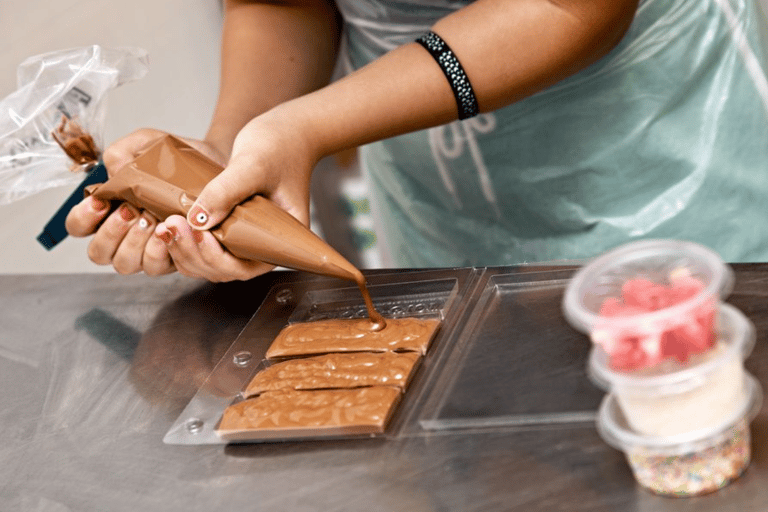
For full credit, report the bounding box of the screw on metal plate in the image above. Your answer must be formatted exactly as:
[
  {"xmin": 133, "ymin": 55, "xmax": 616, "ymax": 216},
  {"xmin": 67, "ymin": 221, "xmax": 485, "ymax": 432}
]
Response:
[
  {"xmin": 275, "ymin": 288, "xmax": 293, "ymax": 304},
  {"xmin": 233, "ymin": 351, "xmax": 253, "ymax": 367},
  {"xmin": 186, "ymin": 418, "xmax": 204, "ymax": 435}
]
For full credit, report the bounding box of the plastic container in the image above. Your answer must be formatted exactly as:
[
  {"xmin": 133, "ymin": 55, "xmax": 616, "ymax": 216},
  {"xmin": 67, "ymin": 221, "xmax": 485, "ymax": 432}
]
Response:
[
  {"xmin": 562, "ymin": 239, "xmax": 734, "ymax": 342},
  {"xmin": 597, "ymin": 372, "xmax": 762, "ymax": 497},
  {"xmin": 589, "ymin": 302, "xmax": 756, "ymax": 436}
]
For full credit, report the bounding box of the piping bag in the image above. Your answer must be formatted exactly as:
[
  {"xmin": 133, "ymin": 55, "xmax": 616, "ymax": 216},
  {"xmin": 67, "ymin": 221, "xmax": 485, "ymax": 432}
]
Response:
[{"xmin": 52, "ymin": 124, "xmax": 385, "ymax": 327}]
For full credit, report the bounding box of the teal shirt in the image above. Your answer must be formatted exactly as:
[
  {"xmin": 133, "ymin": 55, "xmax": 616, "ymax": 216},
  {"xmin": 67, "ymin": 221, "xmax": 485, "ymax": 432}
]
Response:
[{"xmin": 336, "ymin": 0, "xmax": 768, "ymax": 266}]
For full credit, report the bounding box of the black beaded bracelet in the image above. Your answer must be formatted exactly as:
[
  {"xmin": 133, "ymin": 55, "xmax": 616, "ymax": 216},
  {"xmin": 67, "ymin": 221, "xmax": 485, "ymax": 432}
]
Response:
[{"xmin": 416, "ymin": 31, "xmax": 479, "ymax": 120}]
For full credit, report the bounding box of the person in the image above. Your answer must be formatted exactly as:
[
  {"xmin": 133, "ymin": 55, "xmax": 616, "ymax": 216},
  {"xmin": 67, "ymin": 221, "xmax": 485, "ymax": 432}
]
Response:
[{"xmin": 65, "ymin": 0, "xmax": 768, "ymax": 282}]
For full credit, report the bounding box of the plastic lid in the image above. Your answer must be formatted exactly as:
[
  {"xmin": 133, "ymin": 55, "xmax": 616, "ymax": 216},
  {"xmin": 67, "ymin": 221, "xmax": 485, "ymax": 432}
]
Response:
[
  {"xmin": 596, "ymin": 372, "xmax": 762, "ymax": 455},
  {"xmin": 562, "ymin": 239, "xmax": 733, "ymax": 334},
  {"xmin": 587, "ymin": 302, "xmax": 755, "ymax": 393}
]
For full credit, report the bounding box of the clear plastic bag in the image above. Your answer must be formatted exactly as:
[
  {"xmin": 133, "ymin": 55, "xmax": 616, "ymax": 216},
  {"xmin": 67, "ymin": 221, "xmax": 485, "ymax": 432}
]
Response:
[{"xmin": 0, "ymin": 45, "xmax": 149, "ymax": 205}]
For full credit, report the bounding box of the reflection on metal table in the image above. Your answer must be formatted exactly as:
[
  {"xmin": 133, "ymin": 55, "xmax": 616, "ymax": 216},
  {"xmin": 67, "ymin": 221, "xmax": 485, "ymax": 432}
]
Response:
[{"xmin": 1, "ymin": 264, "xmax": 766, "ymax": 511}]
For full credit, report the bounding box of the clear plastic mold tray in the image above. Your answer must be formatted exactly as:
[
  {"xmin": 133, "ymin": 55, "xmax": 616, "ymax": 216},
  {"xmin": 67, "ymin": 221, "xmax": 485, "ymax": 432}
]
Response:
[
  {"xmin": 416, "ymin": 267, "xmax": 604, "ymax": 431},
  {"xmin": 164, "ymin": 268, "xmax": 479, "ymax": 445}
]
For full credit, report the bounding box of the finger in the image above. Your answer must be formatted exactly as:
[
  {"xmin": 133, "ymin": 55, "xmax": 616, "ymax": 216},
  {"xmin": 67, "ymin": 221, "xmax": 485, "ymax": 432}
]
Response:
[
  {"xmin": 185, "ymin": 159, "xmax": 260, "ymax": 231},
  {"xmin": 142, "ymin": 226, "xmax": 176, "ymax": 276},
  {"xmin": 163, "ymin": 216, "xmax": 273, "ymax": 282},
  {"xmin": 191, "ymin": 228, "xmax": 275, "ymax": 281},
  {"xmin": 86, "ymin": 204, "xmax": 141, "ymax": 265},
  {"xmin": 111, "ymin": 213, "xmax": 158, "ymax": 274},
  {"xmin": 156, "ymin": 221, "xmax": 204, "ymax": 279},
  {"xmin": 159, "ymin": 219, "xmax": 216, "ymax": 280},
  {"xmin": 65, "ymin": 196, "xmax": 112, "ymax": 237}
]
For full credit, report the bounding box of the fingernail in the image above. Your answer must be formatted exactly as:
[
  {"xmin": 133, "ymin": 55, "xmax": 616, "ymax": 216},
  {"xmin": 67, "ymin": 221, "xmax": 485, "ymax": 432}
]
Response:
[
  {"xmin": 179, "ymin": 192, "xmax": 196, "ymax": 210},
  {"xmin": 91, "ymin": 197, "xmax": 109, "ymax": 212},
  {"xmin": 119, "ymin": 204, "xmax": 137, "ymax": 222},
  {"xmin": 138, "ymin": 217, "xmax": 150, "ymax": 230},
  {"xmin": 168, "ymin": 226, "xmax": 180, "ymax": 241},
  {"xmin": 188, "ymin": 205, "xmax": 210, "ymax": 228},
  {"xmin": 157, "ymin": 230, "xmax": 173, "ymax": 244},
  {"xmin": 192, "ymin": 230, "xmax": 204, "ymax": 244}
]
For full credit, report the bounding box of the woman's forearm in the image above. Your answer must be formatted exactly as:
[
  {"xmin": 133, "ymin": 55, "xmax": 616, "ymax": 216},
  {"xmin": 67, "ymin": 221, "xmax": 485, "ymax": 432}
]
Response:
[
  {"xmin": 278, "ymin": 0, "xmax": 638, "ymax": 161},
  {"xmin": 205, "ymin": 0, "xmax": 342, "ymax": 157}
]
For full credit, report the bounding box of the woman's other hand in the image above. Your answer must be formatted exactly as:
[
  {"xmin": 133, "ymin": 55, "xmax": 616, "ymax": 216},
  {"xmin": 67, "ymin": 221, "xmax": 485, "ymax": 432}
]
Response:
[{"xmin": 65, "ymin": 128, "xmax": 228, "ymax": 277}]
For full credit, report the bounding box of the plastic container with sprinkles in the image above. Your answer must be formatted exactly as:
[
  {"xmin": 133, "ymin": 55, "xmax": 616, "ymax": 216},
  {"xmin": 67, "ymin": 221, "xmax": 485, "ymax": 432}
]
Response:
[{"xmin": 597, "ymin": 372, "xmax": 762, "ymax": 497}]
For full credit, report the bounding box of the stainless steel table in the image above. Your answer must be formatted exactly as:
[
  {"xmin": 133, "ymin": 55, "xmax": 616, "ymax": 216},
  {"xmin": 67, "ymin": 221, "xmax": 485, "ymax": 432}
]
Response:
[{"xmin": 1, "ymin": 265, "xmax": 766, "ymax": 511}]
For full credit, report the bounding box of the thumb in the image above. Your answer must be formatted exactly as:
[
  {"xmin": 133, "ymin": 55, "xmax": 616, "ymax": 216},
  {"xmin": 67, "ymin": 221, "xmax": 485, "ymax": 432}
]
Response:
[{"xmin": 186, "ymin": 162, "xmax": 256, "ymax": 230}]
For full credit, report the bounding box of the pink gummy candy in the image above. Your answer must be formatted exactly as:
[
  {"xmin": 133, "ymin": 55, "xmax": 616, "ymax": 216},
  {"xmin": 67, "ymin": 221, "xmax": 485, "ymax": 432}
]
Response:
[{"xmin": 597, "ymin": 273, "xmax": 715, "ymax": 371}]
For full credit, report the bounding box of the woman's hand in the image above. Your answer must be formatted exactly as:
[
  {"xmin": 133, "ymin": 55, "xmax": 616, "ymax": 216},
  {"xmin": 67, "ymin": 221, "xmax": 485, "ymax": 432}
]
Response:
[
  {"xmin": 153, "ymin": 214, "xmax": 275, "ymax": 282},
  {"xmin": 65, "ymin": 117, "xmax": 315, "ymax": 283},
  {"xmin": 64, "ymin": 128, "xmax": 230, "ymax": 278},
  {"xmin": 168, "ymin": 109, "xmax": 318, "ymax": 282},
  {"xmin": 65, "ymin": 0, "xmax": 340, "ymax": 282},
  {"xmin": 185, "ymin": 109, "xmax": 316, "ymax": 234}
]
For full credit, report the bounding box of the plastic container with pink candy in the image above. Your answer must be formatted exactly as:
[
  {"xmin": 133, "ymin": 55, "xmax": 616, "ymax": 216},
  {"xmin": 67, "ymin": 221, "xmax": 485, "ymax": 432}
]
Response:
[{"xmin": 562, "ymin": 239, "xmax": 762, "ymax": 497}]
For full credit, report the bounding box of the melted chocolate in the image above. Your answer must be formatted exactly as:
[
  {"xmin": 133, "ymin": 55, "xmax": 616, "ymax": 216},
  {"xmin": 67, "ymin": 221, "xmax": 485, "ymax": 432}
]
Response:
[
  {"xmin": 357, "ymin": 282, "xmax": 386, "ymax": 331},
  {"xmin": 244, "ymin": 351, "xmax": 421, "ymax": 397},
  {"xmin": 217, "ymin": 386, "xmax": 402, "ymax": 440},
  {"xmin": 265, "ymin": 317, "xmax": 441, "ymax": 359}
]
